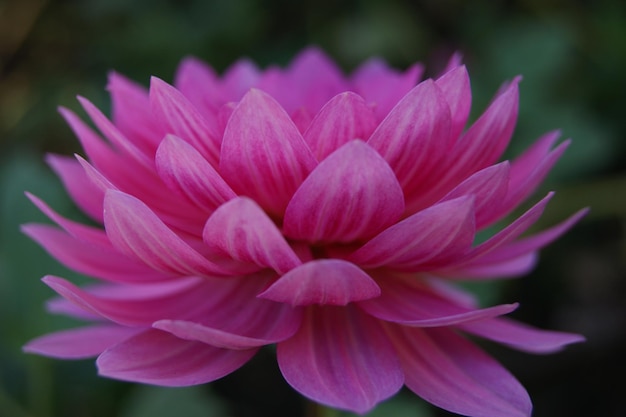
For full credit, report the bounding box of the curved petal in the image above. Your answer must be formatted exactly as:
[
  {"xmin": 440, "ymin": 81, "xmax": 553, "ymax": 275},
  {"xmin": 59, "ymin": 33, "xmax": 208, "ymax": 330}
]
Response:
[
  {"xmin": 107, "ymin": 71, "xmax": 162, "ymax": 155},
  {"xmin": 358, "ymin": 276, "xmax": 517, "ymax": 327},
  {"xmin": 348, "ymin": 196, "xmax": 474, "ymax": 269},
  {"xmin": 440, "ymin": 252, "xmax": 539, "ymax": 280},
  {"xmin": 221, "ymin": 58, "xmax": 260, "ymax": 101},
  {"xmin": 459, "ymin": 317, "xmax": 585, "ymax": 353},
  {"xmin": 283, "ymin": 140, "xmax": 404, "ymax": 243},
  {"xmin": 389, "ymin": 326, "xmax": 532, "ymax": 417},
  {"xmin": 367, "ymin": 79, "xmax": 452, "ymax": 191},
  {"xmin": 97, "ymin": 329, "xmax": 256, "ymax": 386},
  {"xmin": 203, "ymin": 197, "xmax": 301, "ymax": 274},
  {"xmin": 440, "ymin": 161, "xmax": 510, "ymax": 229},
  {"xmin": 45, "ymin": 154, "xmax": 105, "ymax": 222},
  {"xmin": 277, "ymin": 306, "xmax": 403, "ymax": 413},
  {"xmin": 303, "ymin": 92, "xmax": 377, "ymax": 160},
  {"xmin": 22, "ymin": 225, "xmax": 172, "ymax": 283},
  {"xmin": 23, "ymin": 325, "xmax": 139, "ymax": 359},
  {"xmin": 150, "ymin": 77, "xmax": 221, "ymax": 166},
  {"xmin": 155, "ymin": 134, "xmax": 236, "ymax": 212},
  {"xmin": 258, "ymin": 259, "xmax": 380, "ymax": 306},
  {"xmin": 351, "ymin": 58, "xmax": 424, "ymax": 120},
  {"xmin": 78, "ymin": 96, "xmax": 154, "ymax": 169},
  {"xmin": 103, "ymin": 190, "xmax": 231, "ymax": 277},
  {"xmin": 220, "ymin": 89, "xmax": 318, "ymax": 216},
  {"xmin": 435, "ymin": 64, "xmax": 471, "ymax": 141},
  {"xmin": 174, "ymin": 56, "xmax": 223, "ymax": 114}
]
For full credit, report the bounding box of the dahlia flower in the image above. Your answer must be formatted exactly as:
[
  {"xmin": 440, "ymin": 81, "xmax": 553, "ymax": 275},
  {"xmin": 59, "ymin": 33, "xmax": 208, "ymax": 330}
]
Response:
[{"xmin": 23, "ymin": 47, "xmax": 586, "ymax": 417}]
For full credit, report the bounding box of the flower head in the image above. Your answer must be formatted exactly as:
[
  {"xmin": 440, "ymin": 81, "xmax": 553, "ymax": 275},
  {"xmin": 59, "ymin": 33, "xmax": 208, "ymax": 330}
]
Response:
[{"xmin": 23, "ymin": 47, "xmax": 586, "ymax": 417}]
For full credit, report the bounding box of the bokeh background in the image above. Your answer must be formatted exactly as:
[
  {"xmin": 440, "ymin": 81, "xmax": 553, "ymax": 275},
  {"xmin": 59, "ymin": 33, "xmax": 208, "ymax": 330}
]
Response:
[{"xmin": 1, "ymin": 0, "xmax": 625, "ymax": 416}]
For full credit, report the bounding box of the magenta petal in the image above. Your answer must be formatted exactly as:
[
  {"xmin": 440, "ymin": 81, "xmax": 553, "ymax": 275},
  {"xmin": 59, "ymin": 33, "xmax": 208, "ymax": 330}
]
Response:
[
  {"xmin": 203, "ymin": 197, "xmax": 301, "ymax": 274},
  {"xmin": 391, "ymin": 326, "xmax": 532, "ymax": 417},
  {"xmin": 440, "ymin": 161, "xmax": 510, "ymax": 229},
  {"xmin": 220, "ymin": 89, "xmax": 318, "ymax": 216},
  {"xmin": 107, "ymin": 71, "xmax": 161, "ymax": 155},
  {"xmin": 258, "ymin": 259, "xmax": 380, "ymax": 306},
  {"xmin": 103, "ymin": 190, "xmax": 230, "ymax": 277},
  {"xmin": 460, "ymin": 317, "xmax": 585, "ymax": 353},
  {"xmin": 435, "ymin": 65, "xmax": 472, "ymax": 141},
  {"xmin": 283, "ymin": 140, "xmax": 404, "ymax": 243},
  {"xmin": 359, "ymin": 278, "xmax": 517, "ymax": 326},
  {"xmin": 277, "ymin": 306, "xmax": 403, "ymax": 413},
  {"xmin": 77, "ymin": 96, "xmax": 153, "ymax": 168},
  {"xmin": 304, "ymin": 92, "xmax": 377, "ymax": 160},
  {"xmin": 174, "ymin": 56, "xmax": 223, "ymax": 114},
  {"xmin": 23, "ymin": 325, "xmax": 139, "ymax": 359},
  {"xmin": 97, "ymin": 329, "xmax": 256, "ymax": 386},
  {"xmin": 45, "ymin": 154, "xmax": 105, "ymax": 222},
  {"xmin": 368, "ymin": 80, "xmax": 452, "ymax": 191},
  {"xmin": 22, "ymin": 225, "xmax": 171, "ymax": 283},
  {"xmin": 155, "ymin": 135, "xmax": 236, "ymax": 212},
  {"xmin": 442, "ymin": 253, "xmax": 539, "ymax": 280},
  {"xmin": 348, "ymin": 197, "xmax": 474, "ymax": 269},
  {"xmin": 150, "ymin": 77, "xmax": 221, "ymax": 166}
]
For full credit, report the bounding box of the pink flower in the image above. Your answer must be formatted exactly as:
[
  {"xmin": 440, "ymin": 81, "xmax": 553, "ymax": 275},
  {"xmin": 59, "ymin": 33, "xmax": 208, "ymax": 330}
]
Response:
[{"xmin": 23, "ymin": 47, "xmax": 586, "ymax": 417}]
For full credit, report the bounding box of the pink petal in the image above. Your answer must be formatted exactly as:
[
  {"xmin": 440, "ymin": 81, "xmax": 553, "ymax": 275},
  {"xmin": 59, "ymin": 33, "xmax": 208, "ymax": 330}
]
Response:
[
  {"xmin": 358, "ymin": 277, "xmax": 517, "ymax": 326},
  {"xmin": 220, "ymin": 89, "xmax": 318, "ymax": 216},
  {"xmin": 103, "ymin": 190, "xmax": 230, "ymax": 277},
  {"xmin": 107, "ymin": 71, "xmax": 162, "ymax": 155},
  {"xmin": 174, "ymin": 56, "xmax": 223, "ymax": 114},
  {"xmin": 277, "ymin": 306, "xmax": 403, "ymax": 413},
  {"xmin": 348, "ymin": 197, "xmax": 474, "ymax": 269},
  {"xmin": 155, "ymin": 135, "xmax": 236, "ymax": 212},
  {"xmin": 97, "ymin": 329, "xmax": 256, "ymax": 386},
  {"xmin": 367, "ymin": 79, "xmax": 452, "ymax": 192},
  {"xmin": 390, "ymin": 326, "xmax": 532, "ymax": 417},
  {"xmin": 441, "ymin": 253, "xmax": 539, "ymax": 280},
  {"xmin": 440, "ymin": 161, "xmax": 510, "ymax": 229},
  {"xmin": 221, "ymin": 58, "xmax": 260, "ymax": 100},
  {"xmin": 78, "ymin": 96, "xmax": 154, "ymax": 169},
  {"xmin": 203, "ymin": 197, "xmax": 301, "ymax": 274},
  {"xmin": 303, "ymin": 92, "xmax": 377, "ymax": 160},
  {"xmin": 45, "ymin": 154, "xmax": 105, "ymax": 222},
  {"xmin": 440, "ymin": 79, "xmax": 520, "ymax": 186},
  {"xmin": 459, "ymin": 317, "xmax": 585, "ymax": 353},
  {"xmin": 460, "ymin": 193, "xmax": 554, "ymax": 264},
  {"xmin": 22, "ymin": 225, "xmax": 171, "ymax": 283},
  {"xmin": 258, "ymin": 259, "xmax": 380, "ymax": 306},
  {"xmin": 351, "ymin": 58, "xmax": 424, "ymax": 120},
  {"xmin": 23, "ymin": 325, "xmax": 139, "ymax": 359},
  {"xmin": 435, "ymin": 64, "xmax": 472, "ymax": 141},
  {"xmin": 283, "ymin": 140, "xmax": 404, "ymax": 243},
  {"xmin": 149, "ymin": 77, "xmax": 221, "ymax": 166},
  {"xmin": 25, "ymin": 192, "xmax": 108, "ymax": 247}
]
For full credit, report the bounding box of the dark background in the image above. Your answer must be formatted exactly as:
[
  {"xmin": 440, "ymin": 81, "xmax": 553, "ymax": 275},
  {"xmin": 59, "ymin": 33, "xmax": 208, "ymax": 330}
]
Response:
[{"xmin": 1, "ymin": 0, "xmax": 625, "ymax": 416}]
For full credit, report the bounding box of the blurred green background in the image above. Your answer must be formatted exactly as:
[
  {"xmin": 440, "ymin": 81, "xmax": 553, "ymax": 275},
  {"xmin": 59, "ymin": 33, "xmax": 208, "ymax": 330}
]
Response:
[{"xmin": 1, "ymin": 0, "xmax": 625, "ymax": 416}]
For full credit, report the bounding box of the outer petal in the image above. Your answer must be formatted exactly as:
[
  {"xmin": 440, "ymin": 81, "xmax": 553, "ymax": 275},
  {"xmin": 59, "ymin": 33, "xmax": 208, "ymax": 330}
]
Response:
[
  {"xmin": 258, "ymin": 259, "xmax": 380, "ymax": 306},
  {"xmin": 97, "ymin": 329, "xmax": 256, "ymax": 386},
  {"xmin": 155, "ymin": 134, "xmax": 236, "ymax": 212},
  {"xmin": 303, "ymin": 92, "xmax": 377, "ymax": 160},
  {"xmin": 389, "ymin": 326, "xmax": 532, "ymax": 417},
  {"xmin": 459, "ymin": 317, "xmax": 585, "ymax": 353},
  {"xmin": 150, "ymin": 77, "xmax": 221, "ymax": 166},
  {"xmin": 358, "ymin": 277, "xmax": 517, "ymax": 327},
  {"xmin": 440, "ymin": 161, "xmax": 510, "ymax": 229},
  {"xmin": 435, "ymin": 65, "xmax": 471, "ymax": 141},
  {"xmin": 283, "ymin": 140, "xmax": 405, "ymax": 243},
  {"xmin": 277, "ymin": 306, "xmax": 403, "ymax": 413},
  {"xmin": 348, "ymin": 197, "xmax": 474, "ymax": 269},
  {"xmin": 23, "ymin": 325, "xmax": 139, "ymax": 359},
  {"xmin": 203, "ymin": 197, "xmax": 301, "ymax": 274},
  {"xmin": 220, "ymin": 89, "xmax": 318, "ymax": 216},
  {"xmin": 174, "ymin": 56, "xmax": 223, "ymax": 114},
  {"xmin": 107, "ymin": 71, "xmax": 162, "ymax": 155},
  {"xmin": 367, "ymin": 80, "xmax": 452, "ymax": 192},
  {"xmin": 22, "ymin": 225, "xmax": 173, "ymax": 283},
  {"xmin": 103, "ymin": 190, "xmax": 231, "ymax": 277}
]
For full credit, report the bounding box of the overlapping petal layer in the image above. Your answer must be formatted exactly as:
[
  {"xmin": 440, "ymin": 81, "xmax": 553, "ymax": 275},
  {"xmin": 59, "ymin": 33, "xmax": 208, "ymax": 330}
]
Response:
[{"xmin": 24, "ymin": 47, "xmax": 585, "ymax": 417}]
